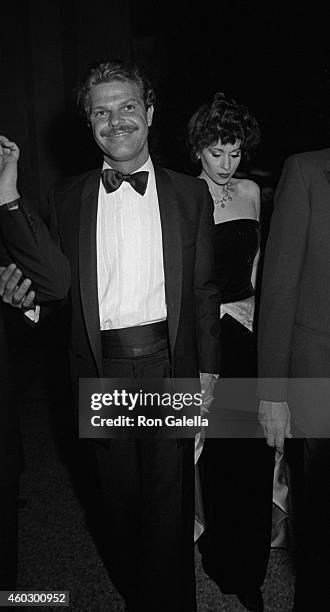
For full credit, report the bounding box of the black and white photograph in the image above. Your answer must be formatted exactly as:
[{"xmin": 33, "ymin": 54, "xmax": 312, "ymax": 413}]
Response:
[{"xmin": 0, "ymin": 1, "xmax": 329, "ymax": 610}]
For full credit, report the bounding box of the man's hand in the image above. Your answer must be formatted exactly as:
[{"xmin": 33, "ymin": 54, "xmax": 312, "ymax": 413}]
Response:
[
  {"xmin": 0, "ymin": 264, "xmax": 35, "ymax": 309},
  {"xmin": 200, "ymin": 372, "xmax": 218, "ymax": 413},
  {"xmin": 0, "ymin": 136, "xmax": 20, "ymax": 205},
  {"xmin": 258, "ymin": 400, "xmax": 292, "ymax": 455}
]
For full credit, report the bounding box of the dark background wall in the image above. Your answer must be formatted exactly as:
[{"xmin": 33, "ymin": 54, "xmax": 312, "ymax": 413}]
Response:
[
  {"xmin": 134, "ymin": 1, "xmax": 330, "ymax": 177},
  {"xmin": 0, "ymin": 0, "xmax": 131, "ymax": 212},
  {"xmin": 1, "ymin": 1, "xmax": 329, "ymax": 209}
]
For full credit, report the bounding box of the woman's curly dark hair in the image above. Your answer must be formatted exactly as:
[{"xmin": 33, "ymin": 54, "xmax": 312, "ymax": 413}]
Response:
[{"xmin": 187, "ymin": 92, "xmax": 260, "ymax": 161}]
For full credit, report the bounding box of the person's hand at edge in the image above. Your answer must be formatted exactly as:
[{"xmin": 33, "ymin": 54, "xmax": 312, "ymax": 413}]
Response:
[
  {"xmin": 0, "ymin": 264, "xmax": 35, "ymax": 310},
  {"xmin": 258, "ymin": 400, "xmax": 292, "ymax": 457},
  {"xmin": 0, "ymin": 136, "xmax": 20, "ymax": 205}
]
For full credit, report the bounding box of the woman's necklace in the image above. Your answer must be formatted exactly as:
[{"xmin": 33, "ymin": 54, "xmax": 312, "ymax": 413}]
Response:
[{"xmin": 213, "ymin": 181, "xmax": 234, "ymax": 207}]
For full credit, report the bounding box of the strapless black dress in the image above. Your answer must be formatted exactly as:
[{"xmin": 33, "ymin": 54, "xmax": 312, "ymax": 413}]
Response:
[
  {"xmin": 213, "ymin": 219, "xmax": 260, "ymax": 378},
  {"xmin": 198, "ymin": 218, "xmax": 275, "ymax": 593},
  {"xmin": 214, "ymin": 218, "xmax": 260, "ymax": 304}
]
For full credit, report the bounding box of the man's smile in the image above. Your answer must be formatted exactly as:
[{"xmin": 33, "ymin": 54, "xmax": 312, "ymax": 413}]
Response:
[{"xmin": 101, "ymin": 128, "xmax": 137, "ymax": 139}]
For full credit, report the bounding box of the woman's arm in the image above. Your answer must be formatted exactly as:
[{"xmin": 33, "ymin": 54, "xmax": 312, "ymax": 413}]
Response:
[{"xmin": 251, "ymin": 182, "xmax": 261, "ymax": 289}]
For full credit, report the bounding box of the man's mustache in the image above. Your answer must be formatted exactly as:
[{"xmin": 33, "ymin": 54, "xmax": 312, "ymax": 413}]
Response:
[{"xmin": 100, "ymin": 125, "xmax": 137, "ymax": 137}]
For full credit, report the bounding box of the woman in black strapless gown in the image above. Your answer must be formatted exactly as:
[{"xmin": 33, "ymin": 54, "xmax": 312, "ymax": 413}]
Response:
[{"xmin": 188, "ymin": 93, "xmax": 275, "ymax": 612}]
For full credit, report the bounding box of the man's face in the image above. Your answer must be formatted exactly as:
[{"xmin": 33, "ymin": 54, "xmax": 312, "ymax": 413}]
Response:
[{"xmin": 89, "ymin": 80, "xmax": 154, "ymax": 170}]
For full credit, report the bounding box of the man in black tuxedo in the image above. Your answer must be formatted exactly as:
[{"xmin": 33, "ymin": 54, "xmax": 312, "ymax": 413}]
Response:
[
  {"xmin": 258, "ymin": 150, "xmax": 330, "ymax": 611},
  {"xmin": 0, "ymin": 136, "xmax": 70, "ymax": 588},
  {"xmin": 0, "ymin": 62, "xmax": 220, "ymax": 610}
]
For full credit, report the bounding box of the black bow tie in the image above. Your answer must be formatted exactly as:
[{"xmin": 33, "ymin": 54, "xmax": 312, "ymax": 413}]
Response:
[{"xmin": 102, "ymin": 169, "xmax": 149, "ymax": 196}]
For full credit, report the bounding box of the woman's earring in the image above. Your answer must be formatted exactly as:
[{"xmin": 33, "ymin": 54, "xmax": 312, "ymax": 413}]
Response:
[{"xmin": 196, "ymin": 152, "xmax": 200, "ymax": 160}]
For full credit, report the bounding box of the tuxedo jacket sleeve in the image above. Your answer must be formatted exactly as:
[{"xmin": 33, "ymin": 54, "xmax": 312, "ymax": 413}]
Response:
[
  {"xmin": 0, "ymin": 201, "xmax": 70, "ymax": 303},
  {"xmin": 193, "ymin": 180, "xmax": 221, "ymax": 374},
  {"xmin": 161, "ymin": 169, "xmax": 221, "ymax": 376},
  {"xmin": 257, "ymin": 154, "xmax": 310, "ymax": 400}
]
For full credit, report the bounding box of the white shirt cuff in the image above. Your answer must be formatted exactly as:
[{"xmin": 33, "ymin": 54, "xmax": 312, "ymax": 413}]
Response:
[{"xmin": 24, "ymin": 305, "xmax": 40, "ymax": 323}]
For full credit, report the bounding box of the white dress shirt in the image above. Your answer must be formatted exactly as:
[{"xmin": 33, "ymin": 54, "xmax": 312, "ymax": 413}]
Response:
[{"xmin": 97, "ymin": 157, "xmax": 167, "ymax": 330}]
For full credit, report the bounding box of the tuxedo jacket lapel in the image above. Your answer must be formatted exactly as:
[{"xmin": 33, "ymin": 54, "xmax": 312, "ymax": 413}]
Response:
[
  {"xmin": 79, "ymin": 171, "xmax": 103, "ymax": 375},
  {"xmin": 155, "ymin": 166, "xmax": 182, "ymax": 354}
]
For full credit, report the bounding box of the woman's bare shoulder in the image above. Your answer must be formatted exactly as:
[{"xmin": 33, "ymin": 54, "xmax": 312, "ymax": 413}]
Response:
[{"xmin": 236, "ymin": 178, "xmax": 260, "ymax": 198}]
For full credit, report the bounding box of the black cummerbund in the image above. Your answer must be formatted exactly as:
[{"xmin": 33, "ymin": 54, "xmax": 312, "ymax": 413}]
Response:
[{"xmin": 101, "ymin": 320, "xmax": 169, "ymax": 359}]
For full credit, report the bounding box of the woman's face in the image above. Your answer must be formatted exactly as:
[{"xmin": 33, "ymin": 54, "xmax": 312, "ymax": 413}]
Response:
[{"xmin": 199, "ymin": 138, "xmax": 242, "ymax": 185}]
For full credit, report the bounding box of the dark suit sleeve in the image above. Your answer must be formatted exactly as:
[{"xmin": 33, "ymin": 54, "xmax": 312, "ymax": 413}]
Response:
[
  {"xmin": 0, "ymin": 200, "xmax": 70, "ymax": 303},
  {"xmin": 257, "ymin": 155, "xmax": 310, "ymax": 400},
  {"xmin": 194, "ymin": 183, "xmax": 221, "ymax": 373}
]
